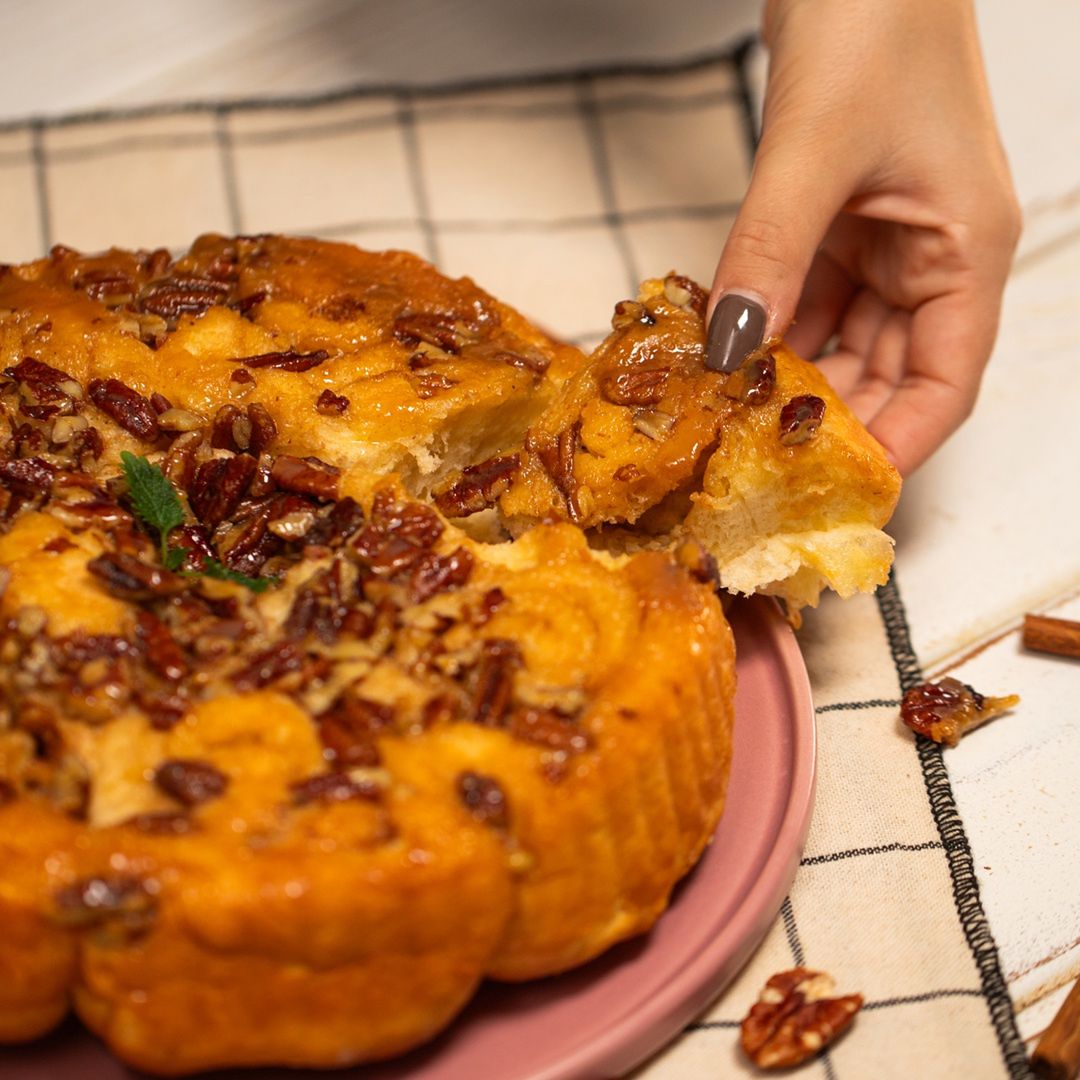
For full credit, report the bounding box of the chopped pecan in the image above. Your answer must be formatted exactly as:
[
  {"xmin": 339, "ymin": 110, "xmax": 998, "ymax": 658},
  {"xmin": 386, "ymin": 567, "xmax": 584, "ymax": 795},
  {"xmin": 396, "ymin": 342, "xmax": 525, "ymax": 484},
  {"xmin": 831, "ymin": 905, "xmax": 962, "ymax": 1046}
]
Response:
[
  {"xmin": 473, "ymin": 587, "xmax": 507, "ymax": 625},
  {"xmin": 0, "ymin": 778, "xmax": 17, "ymax": 804},
  {"xmin": 315, "ymin": 389, "xmax": 349, "ymax": 416},
  {"xmin": 457, "ymin": 771, "xmax": 509, "ymax": 828},
  {"xmin": 270, "ymin": 455, "xmax": 340, "ymax": 501},
  {"xmin": 125, "ymin": 811, "xmax": 193, "ymax": 835},
  {"xmin": 87, "ymin": 378, "xmax": 159, "ymax": 441},
  {"xmin": 315, "ymin": 294, "xmax": 366, "ymax": 321},
  {"xmin": 408, "ymin": 546, "xmax": 474, "ymax": 604},
  {"xmin": 662, "ymin": 273, "xmax": 708, "ymax": 317},
  {"xmin": 305, "ymin": 497, "xmax": 365, "ymax": 547},
  {"xmin": 290, "ymin": 771, "xmax": 382, "ymax": 806},
  {"xmin": 149, "ymin": 392, "xmax": 172, "ymax": 415},
  {"xmin": 0, "ymin": 457, "xmax": 55, "ymax": 496},
  {"xmin": 233, "ymin": 349, "xmax": 329, "ymax": 372},
  {"xmin": 166, "ymin": 523, "xmax": 215, "ymax": 571},
  {"xmin": 611, "ymin": 299, "xmax": 656, "ymax": 330},
  {"xmin": 370, "ymin": 490, "xmax": 443, "ymax": 548},
  {"xmin": 231, "ymin": 641, "xmax": 303, "ymax": 691},
  {"xmin": 433, "ymin": 454, "xmax": 520, "ymax": 518},
  {"xmin": 245, "ymin": 402, "xmax": 268, "ymax": 457},
  {"xmin": 778, "ymin": 395, "xmax": 826, "ymax": 446},
  {"xmin": 901, "ymin": 677, "xmax": 1020, "ymax": 747},
  {"xmin": 154, "ymin": 759, "xmax": 229, "ymax": 806},
  {"xmin": 318, "ymin": 693, "xmax": 395, "ymax": 766},
  {"xmin": 393, "ymin": 312, "xmax": 469, "ymax": 353},
  {"xmin": 494, "ymin": 349, "xmax": 550, "ymax": 375},
  {"xmin": 632, "ymin": 409, "xmax": 676, "ymax": 442},
  {"xmin": 231, "ymin": 290, "xmax": 267, "ymax": 318},
  {"xmin": 472, "ymin": 639, "xmax": 522, "ymax": 726},
  {"xmin": 138, "ymin": 690, "xmax": 191, "ymax": 731},
  {"xmin": 135, "ymin": 611, "xmax": 188, "ymax": 681},
  {"xmin": 189, "ymin": 454, "xmax": 257, "ymax": 526},
  {"xmin": 600, "ymin": 367, "xmax": 669, "ymax": 406},
  {"xmin": 87, "ymin": 552, "xmax": 186, "ymax": 601},
  {"xmin": 724, "ymin": 352, "xmax": 776, "ymax": 406},
  {"xmin": 53, "ymin": 875, "xmax": 157, "ymax": 938},
  {"xmin": 161, "ymin": 430, "xmax": 201, "ymax": 491},
  {"xmin": 230, "ymin": 368, "xmax": 255, "ymax": 385},
  {"xmin": 415, "ymin": 372, "xmax": 457, "ymax": 399},
  {"xmin": 613, "ymin": 463, "xmax": 642, "ymax": 482},
  {"xmin": 741, "ymin": 968, "xmax": 863, "ymax": 1069}
]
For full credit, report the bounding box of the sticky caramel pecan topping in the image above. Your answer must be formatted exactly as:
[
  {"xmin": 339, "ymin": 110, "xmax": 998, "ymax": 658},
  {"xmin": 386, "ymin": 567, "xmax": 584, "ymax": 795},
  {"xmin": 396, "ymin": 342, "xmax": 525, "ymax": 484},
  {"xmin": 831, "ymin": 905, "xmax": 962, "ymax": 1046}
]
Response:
[
  {"xmin": 778, "ymin": 394, "xmax": 825, "ymax": 446},
  {"xmin": 53, "ymin": 875, "xmax": 158, "ymax": 938},
  {"xmin": 599, "ymin": 367, "xmax": 670, "ymax": 407}
]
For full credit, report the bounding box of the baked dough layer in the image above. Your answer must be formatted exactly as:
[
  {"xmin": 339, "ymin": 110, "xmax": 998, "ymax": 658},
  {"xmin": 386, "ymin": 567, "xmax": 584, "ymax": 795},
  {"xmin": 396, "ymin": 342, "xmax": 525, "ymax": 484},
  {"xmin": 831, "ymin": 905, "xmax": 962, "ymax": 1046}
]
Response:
[{"xmin": 0, "ymin": 238, "xmax": 735, "ymax": 1074}]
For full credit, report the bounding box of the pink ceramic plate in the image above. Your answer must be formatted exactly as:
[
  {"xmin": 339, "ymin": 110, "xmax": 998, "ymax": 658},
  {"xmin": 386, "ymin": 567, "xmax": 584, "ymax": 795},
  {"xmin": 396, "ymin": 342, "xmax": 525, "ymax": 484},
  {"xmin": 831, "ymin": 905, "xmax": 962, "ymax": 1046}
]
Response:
[{"xmin": 0, "ymin": 596, "xmax": 815, "ymax": 1080}]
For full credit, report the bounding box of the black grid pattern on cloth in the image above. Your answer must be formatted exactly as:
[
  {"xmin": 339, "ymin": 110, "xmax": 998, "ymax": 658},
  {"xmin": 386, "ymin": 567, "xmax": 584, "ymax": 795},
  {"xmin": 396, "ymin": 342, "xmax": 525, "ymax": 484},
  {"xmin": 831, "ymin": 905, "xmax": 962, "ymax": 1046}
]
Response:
[
  {"xmin": 876, "ymin": 572, "xmax": 1033, "ymax": 1079},
  {"xmin": 0, "ymin": 40, "xmax": 757, "ymax": 302}
]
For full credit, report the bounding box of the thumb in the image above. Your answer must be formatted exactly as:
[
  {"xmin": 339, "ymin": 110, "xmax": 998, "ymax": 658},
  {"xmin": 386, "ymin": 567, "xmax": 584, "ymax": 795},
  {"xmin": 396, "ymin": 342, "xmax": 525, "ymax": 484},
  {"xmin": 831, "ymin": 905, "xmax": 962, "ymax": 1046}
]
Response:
[{"xmin": 706, "ymin": 133, "xmax": 856, "ymax": 372}]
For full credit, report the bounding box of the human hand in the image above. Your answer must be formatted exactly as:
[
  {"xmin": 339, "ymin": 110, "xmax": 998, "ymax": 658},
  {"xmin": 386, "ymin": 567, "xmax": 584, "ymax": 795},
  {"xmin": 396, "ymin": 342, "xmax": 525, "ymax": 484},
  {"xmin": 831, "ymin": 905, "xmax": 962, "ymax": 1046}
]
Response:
[{"xmin": 705, "ymin": 0, "xmax": 1021, "ymax": 476}]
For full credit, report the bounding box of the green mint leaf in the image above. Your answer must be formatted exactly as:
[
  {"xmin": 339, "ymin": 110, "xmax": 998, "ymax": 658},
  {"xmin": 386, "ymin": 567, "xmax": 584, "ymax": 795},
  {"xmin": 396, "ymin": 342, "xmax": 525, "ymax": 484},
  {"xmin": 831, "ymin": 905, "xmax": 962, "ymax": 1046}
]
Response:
[
  {"xmin": 199, "ymin": 558, "xmax": 274, "ymax": 594},
  {"xmin": 120, "ymin": 452, "xmax": 185, "ymax": 545},
  {"xmin": 163, "ymin": 546, "xmax": 187, "ymax": 571}
]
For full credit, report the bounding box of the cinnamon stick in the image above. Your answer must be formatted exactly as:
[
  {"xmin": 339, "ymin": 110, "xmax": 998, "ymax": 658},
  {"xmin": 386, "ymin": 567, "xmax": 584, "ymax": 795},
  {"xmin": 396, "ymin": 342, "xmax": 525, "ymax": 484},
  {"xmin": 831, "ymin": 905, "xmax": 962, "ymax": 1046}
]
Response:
[
  {"xmin": 1023, "ymin": 614, "xmax": 1080, "ymax": 660},
  {"xmin": 1032, "ymin": 975, "xmax": 1080, "ymax": 1080}
]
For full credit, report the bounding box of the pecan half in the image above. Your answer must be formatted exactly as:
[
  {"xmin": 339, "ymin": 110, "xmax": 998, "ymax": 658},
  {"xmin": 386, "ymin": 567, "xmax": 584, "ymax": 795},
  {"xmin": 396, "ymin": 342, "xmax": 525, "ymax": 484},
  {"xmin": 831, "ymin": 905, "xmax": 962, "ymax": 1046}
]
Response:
[
  {"xmin": 137, "ymin": 276, "xmax": 230, "ymax": 322},
  {"xmin": 531, "ymin": 419, "xmax": 582, "ymax": 520},
  {"xmin": 290, "ymin": 771, "xmax": 382, "ymax": 806},
  {"xmin": 393, "ymin": 312, "xmax": 469, "ymax": 354},
  {"xmin": 86, "ymin": 378, "xmax": 159, "ymax": 441},
  {"xmin": 53, "ymin": 875, "xmax": 158, "ymax": 938},
  {"xmin": 318, "ymin": 694, "xmax": 395, "ymax": 766},
  {"xmin": 233, "ymin": 349, "xmax": 329, "ymax": 372},
  {"xmin": 457, "ymin": 771, "xmax": 509, "ymax": 828},
  {"xmin": 662, "ymin": 273, "xmax": 708, "ymax": 317},
  {"xmin": 270, "ymin": 455, "xmax": 340, "ymax": 501},
  {"xmin": 153, "ymin": 759, "xmax": 229, "ymax": 806},
  {"xmin": 246, "ymin": 403, "xmax": 278, "ymax": 455},
  {"xmin": 472, "ymin": 639, "xmax": 522, "ymax": 726},
  {"xmin": 778, "ymin": 395, "xmax": 826, "ymax": 446},
  {"xmin": 189, "ymin": 454, "xmax": 257, "ymax": 526},
  {"xmin": 741, "ymin": 968, "xmax": 863, "ymax": 1069},
  {"xmin": 901, "ymin": 677, "xmax": 1020, "ymax": 747},
  {"xmin": 87, "ymin": 552, "xmax": 186, "ymax": 601},
  {"xmin": 600, "ymin": 367, "xmax": 669, "ymax": 406},
  {"xmin": 433, "ymin": 454, "xmax": 520, "ymax": 518}
]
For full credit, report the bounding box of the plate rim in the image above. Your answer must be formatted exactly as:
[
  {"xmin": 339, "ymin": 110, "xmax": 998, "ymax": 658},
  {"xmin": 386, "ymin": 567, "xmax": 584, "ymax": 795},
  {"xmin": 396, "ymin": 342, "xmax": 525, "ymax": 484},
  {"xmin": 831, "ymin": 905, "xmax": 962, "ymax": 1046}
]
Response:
[{"xmin": 530, "ymin": 595, "xmax": 818, "ymax": 1080}]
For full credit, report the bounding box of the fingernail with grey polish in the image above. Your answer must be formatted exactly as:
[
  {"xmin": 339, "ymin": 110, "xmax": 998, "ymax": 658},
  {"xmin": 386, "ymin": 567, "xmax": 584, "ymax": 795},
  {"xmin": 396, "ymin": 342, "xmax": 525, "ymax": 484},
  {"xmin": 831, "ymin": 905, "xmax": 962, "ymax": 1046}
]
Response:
[{"xmin": 706, "ymin": 294, "xmax": 766, "ymax": 372}]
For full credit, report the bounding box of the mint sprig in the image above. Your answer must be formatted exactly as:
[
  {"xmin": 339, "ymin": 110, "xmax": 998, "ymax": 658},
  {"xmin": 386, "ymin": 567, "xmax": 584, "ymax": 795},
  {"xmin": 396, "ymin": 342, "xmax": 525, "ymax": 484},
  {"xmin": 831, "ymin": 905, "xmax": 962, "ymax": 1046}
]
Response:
[{"xmin": 120, "ymin": 451, "xmax": 274, "ymax": 594}]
